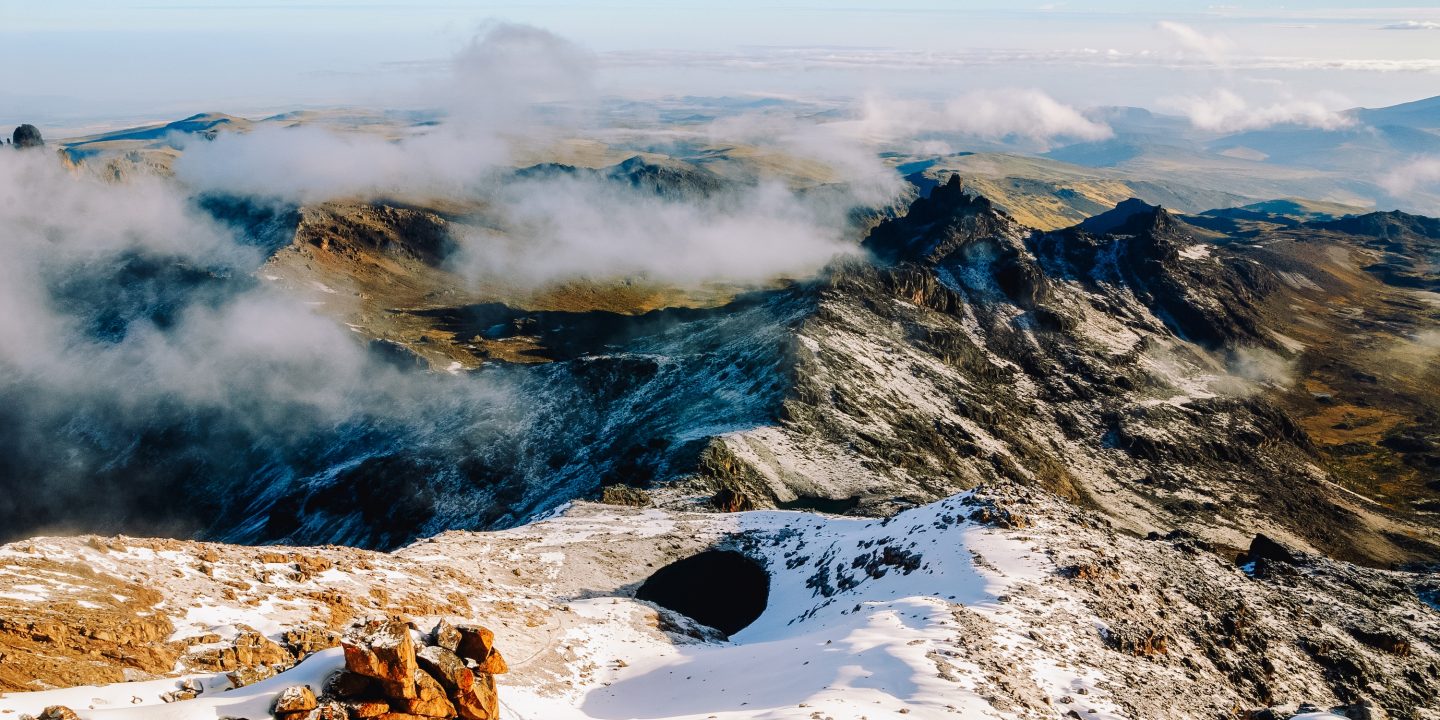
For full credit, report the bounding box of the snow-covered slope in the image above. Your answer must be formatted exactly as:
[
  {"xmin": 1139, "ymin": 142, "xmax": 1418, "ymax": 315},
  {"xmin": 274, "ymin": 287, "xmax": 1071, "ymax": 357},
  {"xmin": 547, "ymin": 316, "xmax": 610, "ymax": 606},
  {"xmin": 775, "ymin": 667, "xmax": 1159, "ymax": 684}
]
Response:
[{"xmin": 3, "ymin": 489, "xmax": 1436, "ymax": 719}]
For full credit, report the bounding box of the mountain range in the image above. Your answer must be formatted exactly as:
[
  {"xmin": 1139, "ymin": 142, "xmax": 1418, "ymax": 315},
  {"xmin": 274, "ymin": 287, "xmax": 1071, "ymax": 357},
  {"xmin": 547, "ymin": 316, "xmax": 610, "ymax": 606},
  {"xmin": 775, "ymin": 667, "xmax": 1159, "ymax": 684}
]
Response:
[{"xmin": 1, "ymin": 97, "xmax": 1438, "ymax": 720}]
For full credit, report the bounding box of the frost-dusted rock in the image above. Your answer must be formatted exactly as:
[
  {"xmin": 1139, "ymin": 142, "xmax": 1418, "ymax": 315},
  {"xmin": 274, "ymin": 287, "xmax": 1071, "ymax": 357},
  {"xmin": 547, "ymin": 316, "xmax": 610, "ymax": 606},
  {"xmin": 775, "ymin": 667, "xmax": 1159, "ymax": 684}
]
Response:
[
  {"xmin": 343, "ymin": 619, "xmax": 418, "ymax": 697},
  {"xmin": 283, "ymin": 624, "xmax": 342, "ymax": 659},
  {"xmin": 430, "ymin": 619, "xmax": 462, "ymax": 653},
  {"xmin": 298, "ymin": 701, "xmax": 347, "ymax": 720},
  {"xmin": 476, "ymin": 648, "xmax": 508, "ymax": 675},
  {"xmin": 273, "ymin": 684, "xmax": 318, "ymax": 714},
  {"xmin": 160, "ymin": 678, "xmax": 203, "ymax": 703},
  {"xmin": 453, "ymin": 671, "xmax": 500, "ymax": 720},
  {"xmin": 417, "ymin": 644, "xmax": 474, "ymax": 693},
  {"xmin": 227, "ymin": 662, "xmax": 277, "ymax": 688},
  {"xmin": 389, "ymin": 667, "xmax": 455, "ymax": 718},
  {"xmin": 454, "ymin": 624, "xmax": 497, "ymax": 665},
  {"xmin": 340, "ymin": 699, "xmax": 390, "ymax": 717},
  {"xmin": 188, "ymin": 625, "xmax": 294, "ymax": 671},
  {"xmin": 36, "ymin": 707, "xmax": 79, "ymax": 720}
]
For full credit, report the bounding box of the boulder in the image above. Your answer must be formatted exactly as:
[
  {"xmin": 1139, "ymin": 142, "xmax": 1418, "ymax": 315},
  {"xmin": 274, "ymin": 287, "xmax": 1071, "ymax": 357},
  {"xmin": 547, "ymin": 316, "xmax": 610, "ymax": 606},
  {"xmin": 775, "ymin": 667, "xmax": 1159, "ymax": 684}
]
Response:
[
  {"xmin": 600, "ymin": 485, "xmax": 651, "ymax": 507},
  {"xmin": 37, "ymin": 708, "xmax": 80, "ymax": 720},
  {"xmin": 234, "ymin": 625, "xmax": 296, "ymax": 666},
  {"xmin": 388, "ymin": 668, "xmax": 455, "ymax": 718},
  {"xmin": 342, "ymin": 700, "xmax": 391, "ymax": 718},
  {"xmin": 476, "ymin": 648, "xmax": 508, "ymax": 675},
  {"xmin": 343, "ymin": 619, "xmax": 419, "ymax": 698},
  {"xmin": 454, "ymin": 624, "xmax": 497, "ymax": 665},
  {"xmin": 711, "ymin": 487, "xmax": 757, "ymax": 513},
  {"xmin": 273, "ymin": 685, "xmax": 318, "ymax": 714},
  {"xmin": 1242, "ymin": 534, "xmax": 1300, "ymax": 565},
  {"xmin": 430, "ymin": 619, "xmax": 462, "ymax": 653},
  {"xmin": 452, "ymin": 672, "xmax": 500, "ymax": 720},
  {"xmin": 1339, "ymin": 700, "xmax": 1388, "ymax": 720},
  {"xmin": 188, "ymin": 625, "xmax": 294, "ymax": 671},
  {"xmin": 417, "ymin": 645, "xmax": 475, "ymax": 693}
]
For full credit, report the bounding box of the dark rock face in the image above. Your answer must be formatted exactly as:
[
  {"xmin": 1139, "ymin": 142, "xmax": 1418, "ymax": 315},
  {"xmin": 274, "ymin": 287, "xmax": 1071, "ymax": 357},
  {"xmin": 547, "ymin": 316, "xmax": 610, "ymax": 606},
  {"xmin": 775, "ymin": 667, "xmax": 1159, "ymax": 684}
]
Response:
[
  {"xmin": 11, "ymin": 124, "xmax": 43, "ymax": 149},
  {"xmin": 1241, "ymin": 534, "xmax": 1302, "ymax": 566}
]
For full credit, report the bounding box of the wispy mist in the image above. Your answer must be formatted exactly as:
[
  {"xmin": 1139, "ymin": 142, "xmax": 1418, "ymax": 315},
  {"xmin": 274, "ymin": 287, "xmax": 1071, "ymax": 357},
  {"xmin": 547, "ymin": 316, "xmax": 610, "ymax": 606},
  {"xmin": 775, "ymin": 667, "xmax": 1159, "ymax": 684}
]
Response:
[{"xmin": 1162, "ymin": 88, "xmax": 1354, "ymax": 133}]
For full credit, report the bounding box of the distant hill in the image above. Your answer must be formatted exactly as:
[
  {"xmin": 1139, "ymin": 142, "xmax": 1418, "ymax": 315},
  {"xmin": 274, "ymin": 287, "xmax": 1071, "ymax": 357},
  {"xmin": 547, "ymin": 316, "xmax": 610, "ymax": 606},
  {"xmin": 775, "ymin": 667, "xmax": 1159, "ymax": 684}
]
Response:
[{"xmin": 1352, "ymin": 94, "xmax": 1440, "ymax": 131}]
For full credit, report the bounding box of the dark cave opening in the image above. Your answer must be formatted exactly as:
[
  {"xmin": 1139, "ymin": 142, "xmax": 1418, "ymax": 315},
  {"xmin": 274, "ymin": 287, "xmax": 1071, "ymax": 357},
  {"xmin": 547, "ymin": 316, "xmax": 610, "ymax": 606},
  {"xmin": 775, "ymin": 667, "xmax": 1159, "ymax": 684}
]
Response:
[{"xmin": 634, "ymin": 550, "xmax": 770, "ymax": 636}]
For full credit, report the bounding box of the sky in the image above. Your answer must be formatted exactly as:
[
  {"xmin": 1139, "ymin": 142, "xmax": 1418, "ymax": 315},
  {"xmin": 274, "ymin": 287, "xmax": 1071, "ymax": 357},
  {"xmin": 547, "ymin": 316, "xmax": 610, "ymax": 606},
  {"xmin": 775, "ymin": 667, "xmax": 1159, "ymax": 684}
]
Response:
[{"xmin": 2, "ymin": 0, "xmax": 1439, "ymax": 131}]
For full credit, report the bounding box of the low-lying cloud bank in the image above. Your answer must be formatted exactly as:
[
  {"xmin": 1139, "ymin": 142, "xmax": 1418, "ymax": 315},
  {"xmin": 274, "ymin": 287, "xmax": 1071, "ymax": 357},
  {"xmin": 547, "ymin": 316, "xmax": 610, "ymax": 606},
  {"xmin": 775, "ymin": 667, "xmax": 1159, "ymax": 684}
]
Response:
[
  {"xmin": 842, "ymin": 90, "xmax": 1113, "ymax": 148},
  {"xmin": 0, "ymin": 148, "xmax": 516, "ymax": 540},
  {"xmin": 1381, "ymin": 156, "xmax": 1440, "ymax": 196},
  {"xmin": 452, "ymin": 175, "xmax": 857, "ymax": 286},
  {"xmin": 1162, "ymin": 89, "xmax": 1354, "ymax": 133},
  {"xmin": 170, "ymin": 22, "xmax": 895, "ymax": 288},
  {"xmin": 1381, "ymin": 21, "xmax": 1440, "ymax": 31}
]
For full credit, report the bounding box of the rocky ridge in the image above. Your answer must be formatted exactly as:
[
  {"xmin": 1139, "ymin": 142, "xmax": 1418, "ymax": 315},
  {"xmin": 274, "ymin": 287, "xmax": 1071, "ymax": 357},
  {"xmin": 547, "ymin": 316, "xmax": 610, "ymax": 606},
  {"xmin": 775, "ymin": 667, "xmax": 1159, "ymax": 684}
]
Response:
[{"xmin": 0, "ymin": 489, "xmax": 1436, "ymax": 719}]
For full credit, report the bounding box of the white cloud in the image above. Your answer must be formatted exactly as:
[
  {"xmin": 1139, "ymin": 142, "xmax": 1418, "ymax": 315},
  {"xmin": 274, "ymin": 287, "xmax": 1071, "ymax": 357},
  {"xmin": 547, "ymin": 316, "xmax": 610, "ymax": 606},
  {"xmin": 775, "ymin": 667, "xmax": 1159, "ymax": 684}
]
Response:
[
  {"xmin": 1156, "ymin": 21, "xmax": 1234, "ymax": 64},
  {"xmin": 597, "ymin": 47, "xmax": 1440, "ymax": 75},
  {"xmin": 833, "ymin": 90, "xmax": 1111, "ymax": 148},
  {"xmin": 451, "ymin": 176, "xmax": 857, "ymax": 286},
  {"xmin": 175, "ymin": 125, "xmax": 505, "ymax": 202},
  {"xmin": 1381, "ymin": 20, "xmax": 1440, "ymax": 30},
  {"xmin": 175, "ymin": 22, "xmax": 600, "ymax": 202},
  {"xmin": 445, "ymin": 21, "xmax": 597, "ymax": 134},
  {"xmin": 1381, "ymin": 156, "xmax": 1440, "ymax": 195},
  {"xmin": 941, "ymin": 90, "xmax": 1113, "ymax": 143},
  {"xmin": 0, "ymin": 149, "xmax": 438, "ymax": 430},
  {"xmin": 171, "ymin": 23, "xmax": 899, "ymax": 288},
  {"xmin": 1162, "ymin": 89, "xmax": 1354, "ymax": 133}
]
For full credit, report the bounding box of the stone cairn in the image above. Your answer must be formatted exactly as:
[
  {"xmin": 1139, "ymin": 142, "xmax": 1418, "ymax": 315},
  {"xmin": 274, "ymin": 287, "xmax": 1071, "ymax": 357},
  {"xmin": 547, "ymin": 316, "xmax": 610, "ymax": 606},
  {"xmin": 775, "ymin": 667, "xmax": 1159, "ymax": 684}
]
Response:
[{"xmin": 273, "ymin": 617, "xmax": 508, "ymax": 720}]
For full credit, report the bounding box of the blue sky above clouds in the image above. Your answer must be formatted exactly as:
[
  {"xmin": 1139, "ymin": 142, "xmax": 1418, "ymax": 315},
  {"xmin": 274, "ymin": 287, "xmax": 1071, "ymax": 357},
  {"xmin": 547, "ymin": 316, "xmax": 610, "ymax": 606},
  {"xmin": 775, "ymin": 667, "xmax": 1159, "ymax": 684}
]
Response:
[{"xmin": 3, "ymin": 0, "xmax": 1438, "ymax": 129}]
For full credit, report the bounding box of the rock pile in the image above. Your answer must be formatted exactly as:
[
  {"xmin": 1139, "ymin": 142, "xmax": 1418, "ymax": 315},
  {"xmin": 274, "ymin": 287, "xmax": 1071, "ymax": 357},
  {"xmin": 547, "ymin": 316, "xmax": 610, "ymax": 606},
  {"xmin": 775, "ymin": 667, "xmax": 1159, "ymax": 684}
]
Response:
[{"xmin": 274, "ymin": 618, "xmax": 507, "ymax": 720}]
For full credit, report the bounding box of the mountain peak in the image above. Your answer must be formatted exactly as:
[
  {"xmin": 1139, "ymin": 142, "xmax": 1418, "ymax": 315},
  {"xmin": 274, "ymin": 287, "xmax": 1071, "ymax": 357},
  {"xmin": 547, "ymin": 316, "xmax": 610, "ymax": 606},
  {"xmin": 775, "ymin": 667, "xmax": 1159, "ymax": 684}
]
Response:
[
  {"xmin": 1076, "ymin": 197, "xmax": 1166, "ymax": 235},
  {"xmin": 862, "ymin": 174, "xmax": 1016, "ymax": 265},
  {"xmin": 1313, "ymin": 209, "xmax": 1440, "ymax": 239}
]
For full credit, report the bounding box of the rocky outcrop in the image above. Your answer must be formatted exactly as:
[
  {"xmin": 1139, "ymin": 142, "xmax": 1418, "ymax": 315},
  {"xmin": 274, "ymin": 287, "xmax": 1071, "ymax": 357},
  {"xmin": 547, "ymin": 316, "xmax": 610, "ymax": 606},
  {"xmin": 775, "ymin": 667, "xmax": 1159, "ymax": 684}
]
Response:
[
  {"xmin": 305, "ymin": 618, "xmax": 506, "ymax": 720},
  {"xmin": 11, "ymin": 124, "xmax": 43, "ymax": 149},
  {"xmin": 0, "ymin": 558, "xmax": 183, "ymax": 690}
]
